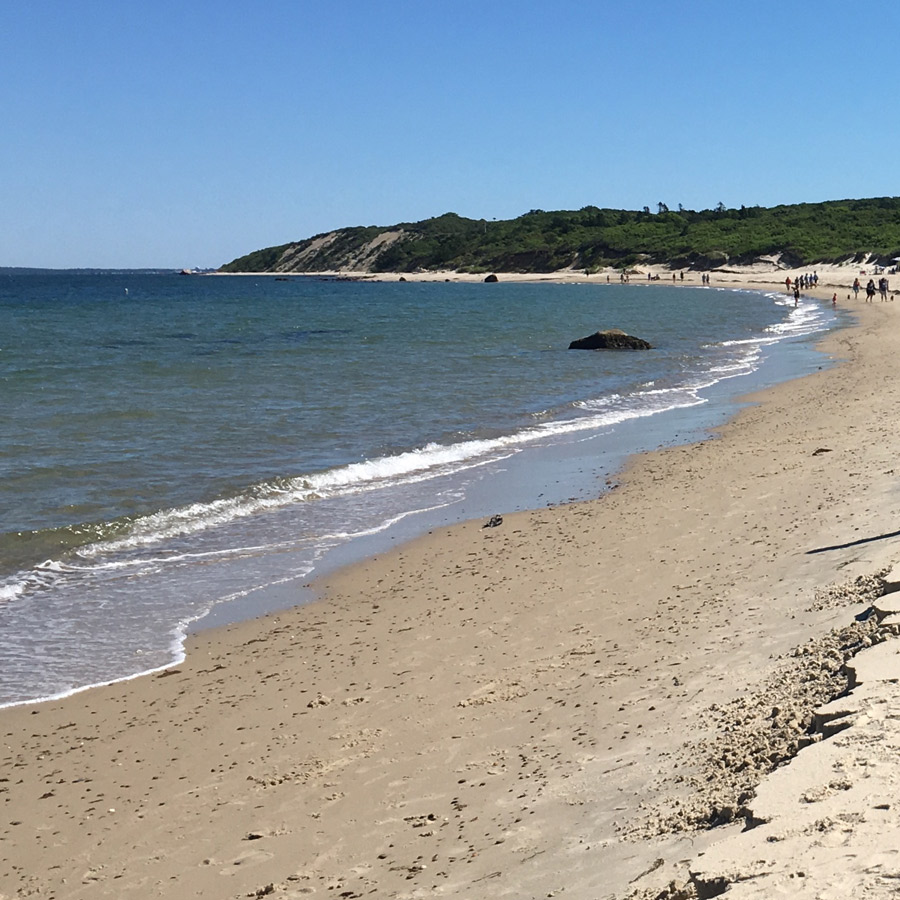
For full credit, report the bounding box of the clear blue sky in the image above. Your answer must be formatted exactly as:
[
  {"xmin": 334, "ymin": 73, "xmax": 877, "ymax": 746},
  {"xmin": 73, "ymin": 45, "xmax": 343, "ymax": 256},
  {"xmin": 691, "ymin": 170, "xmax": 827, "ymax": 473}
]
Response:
[{"xmin": 3, "ymin": 0, "xmax": 898, "ymax": 269}]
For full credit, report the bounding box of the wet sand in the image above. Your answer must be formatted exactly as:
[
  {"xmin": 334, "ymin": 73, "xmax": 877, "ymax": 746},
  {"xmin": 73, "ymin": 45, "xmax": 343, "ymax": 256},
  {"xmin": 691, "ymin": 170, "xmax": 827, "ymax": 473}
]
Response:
[{"xmin": 3, "ymin": 289, "xmax": 900, "ymax": 899}]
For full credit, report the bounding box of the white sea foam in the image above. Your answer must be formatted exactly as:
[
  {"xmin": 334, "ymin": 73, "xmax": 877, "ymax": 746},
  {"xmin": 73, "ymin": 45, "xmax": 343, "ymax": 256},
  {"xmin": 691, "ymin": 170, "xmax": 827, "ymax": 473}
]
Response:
[
  {"xmin": 0, "ymin": 579, "xmax": 27, "ymax": 603},
  {"xmin": 215, "ymin": 567, "xmax": 317, "ymax": 605},
  {"xmin": 0, "ymin": 651, "xmax": 187, "ymax": 710},
  {"xmin": 317, "ymin": 498, "xmax": 460, "ymax": 542},
  {"xmin": 0, "ymin": 565, "xmax": 65, "ymax": 603}
]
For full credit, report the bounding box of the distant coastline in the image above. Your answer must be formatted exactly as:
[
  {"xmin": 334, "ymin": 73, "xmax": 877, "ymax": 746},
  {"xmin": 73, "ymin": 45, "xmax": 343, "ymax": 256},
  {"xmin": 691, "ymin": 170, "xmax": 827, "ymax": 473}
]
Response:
[
  {"xmin": 218, "ymin": 197, "xmax": 900, "ymax": 276},
  {"xmin": 211, "ymin": 259, "xmax": 898, "ymax": 303},
  {"xmin": 0, "ymin": 266, "xmax": 184, "ymax": 275}
]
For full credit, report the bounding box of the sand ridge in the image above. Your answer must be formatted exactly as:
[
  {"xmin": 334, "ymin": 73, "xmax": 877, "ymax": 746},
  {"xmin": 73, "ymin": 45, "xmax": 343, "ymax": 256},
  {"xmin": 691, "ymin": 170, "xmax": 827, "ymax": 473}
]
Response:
[{"xmin": 2, "ymin": 294, "xmax": 900, "ymax": 898}]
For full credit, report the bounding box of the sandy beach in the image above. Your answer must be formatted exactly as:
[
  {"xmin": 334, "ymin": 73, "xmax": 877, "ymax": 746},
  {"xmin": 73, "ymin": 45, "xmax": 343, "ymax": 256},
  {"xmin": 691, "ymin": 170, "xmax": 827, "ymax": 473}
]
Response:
[
  {"xmin": 4, "ymin": 276, "xmax": 900, "ymax": 899},
  {"xmin": 255, "ymin": 255, "xmax": 895, "ymax": 299}
]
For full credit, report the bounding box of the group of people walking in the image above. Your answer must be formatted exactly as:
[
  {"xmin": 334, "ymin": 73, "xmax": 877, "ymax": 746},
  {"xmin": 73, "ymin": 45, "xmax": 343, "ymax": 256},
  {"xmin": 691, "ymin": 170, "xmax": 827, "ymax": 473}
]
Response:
[
  {"xmin": 852, "ymin": 276, "xmax": 891, "ymax": 302},
  {"xmin": 784, "ymin": 274, "xmax": 817, "ymax": 305},
  {"xmin": 785, "ymin": 272, "xmax": 819, "ymax": 291},
  {"xmin": 785, "ymin": 272, "xmax": 893, "ymax": 304},
  {"xmin": 784, "ymin": 273, "xmax": 819, "ymax": 294}
]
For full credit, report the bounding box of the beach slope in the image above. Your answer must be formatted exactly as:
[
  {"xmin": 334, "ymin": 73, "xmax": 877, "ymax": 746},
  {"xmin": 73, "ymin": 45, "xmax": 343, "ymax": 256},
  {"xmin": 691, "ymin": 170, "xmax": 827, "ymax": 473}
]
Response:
[{"xmin": 3, "ymin": 298, "xmax": 900, "ymax": 899}]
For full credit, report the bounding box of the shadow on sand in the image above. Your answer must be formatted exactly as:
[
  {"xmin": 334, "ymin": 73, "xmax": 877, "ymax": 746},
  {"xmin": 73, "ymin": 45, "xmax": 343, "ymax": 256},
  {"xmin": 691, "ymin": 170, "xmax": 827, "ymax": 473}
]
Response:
[{"xmin": 807, "ymin": 528, "xmax": 900, "ymax": 555}]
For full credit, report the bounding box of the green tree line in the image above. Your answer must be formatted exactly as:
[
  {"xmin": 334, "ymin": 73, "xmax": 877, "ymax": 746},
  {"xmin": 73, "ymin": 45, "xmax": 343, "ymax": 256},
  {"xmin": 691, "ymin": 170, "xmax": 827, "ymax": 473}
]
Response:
[{"xmin": 219, "ymin": 198, "xmax": 900, "ymax": 274}]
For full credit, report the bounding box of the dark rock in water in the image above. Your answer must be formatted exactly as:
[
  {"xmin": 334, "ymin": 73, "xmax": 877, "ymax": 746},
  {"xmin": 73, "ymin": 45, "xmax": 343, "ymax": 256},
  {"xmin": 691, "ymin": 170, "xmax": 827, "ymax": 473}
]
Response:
[
  {"xmin": 398, "ymin": 276, "xmax": 407, "ymax": 282},
  {"xmin": 484, "ymin": 273, "xmax": 499, "ymax": 283},
  {"xmin": 568, "ymin": 329, "xmax": 652, "ymax": 350}
]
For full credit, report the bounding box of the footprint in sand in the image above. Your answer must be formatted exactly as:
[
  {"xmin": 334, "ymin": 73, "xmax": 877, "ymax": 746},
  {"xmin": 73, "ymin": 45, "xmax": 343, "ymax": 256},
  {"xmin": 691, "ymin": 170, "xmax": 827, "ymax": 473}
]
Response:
[{"xmin": 218, "ymin": 848, "xmax": 274, "ymax": 874}]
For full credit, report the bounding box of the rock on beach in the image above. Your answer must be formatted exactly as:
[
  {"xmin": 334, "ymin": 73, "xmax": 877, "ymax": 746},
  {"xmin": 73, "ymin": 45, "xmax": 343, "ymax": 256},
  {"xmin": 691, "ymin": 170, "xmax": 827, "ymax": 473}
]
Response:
[{"xmin": 568, "ymin": 329, "xmax": 652, "ymax": 350}]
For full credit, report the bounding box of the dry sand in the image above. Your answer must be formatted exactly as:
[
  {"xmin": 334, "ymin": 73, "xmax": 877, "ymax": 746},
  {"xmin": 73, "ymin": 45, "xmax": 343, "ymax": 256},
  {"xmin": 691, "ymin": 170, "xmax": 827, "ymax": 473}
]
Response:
[{"xmin": 3, "ymin": 281, "xmax": 900, "ymax": 899}]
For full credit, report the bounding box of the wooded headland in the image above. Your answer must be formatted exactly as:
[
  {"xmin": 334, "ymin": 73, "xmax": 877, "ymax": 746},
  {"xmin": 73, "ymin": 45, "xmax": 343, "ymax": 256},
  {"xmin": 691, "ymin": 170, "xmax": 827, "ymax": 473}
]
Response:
[{"xmin": 219, "ymin": 197, "xmax": 900, "ymax": 274}]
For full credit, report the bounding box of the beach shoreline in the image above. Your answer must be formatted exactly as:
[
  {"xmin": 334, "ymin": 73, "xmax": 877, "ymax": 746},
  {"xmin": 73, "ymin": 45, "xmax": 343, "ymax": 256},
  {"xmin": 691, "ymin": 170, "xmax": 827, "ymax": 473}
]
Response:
[
  {"xmin": 213, "ymin": 258, "xmax": 894, "ymax": 302},
  {"xmin": 3, "ymin": 294, "xmax": 900, "ymax": 898},
  {"xmin": 0, "ymin": 273, "xmax": 838, "ymax": 711}
]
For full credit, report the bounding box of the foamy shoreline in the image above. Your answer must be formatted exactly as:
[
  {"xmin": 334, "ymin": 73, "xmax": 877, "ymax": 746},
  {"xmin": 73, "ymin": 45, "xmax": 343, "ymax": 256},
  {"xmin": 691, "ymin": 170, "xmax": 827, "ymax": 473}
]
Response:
[{"xmin": 2, "ymin": 291, "xmax": 900, "ymax": 899}]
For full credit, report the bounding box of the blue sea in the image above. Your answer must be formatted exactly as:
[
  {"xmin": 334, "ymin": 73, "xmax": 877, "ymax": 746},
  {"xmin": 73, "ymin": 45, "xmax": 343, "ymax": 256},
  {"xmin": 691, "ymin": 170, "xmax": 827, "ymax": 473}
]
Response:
[{"xmin": 0, "ymin": 271, "xmax": 844, "ymax": 707}]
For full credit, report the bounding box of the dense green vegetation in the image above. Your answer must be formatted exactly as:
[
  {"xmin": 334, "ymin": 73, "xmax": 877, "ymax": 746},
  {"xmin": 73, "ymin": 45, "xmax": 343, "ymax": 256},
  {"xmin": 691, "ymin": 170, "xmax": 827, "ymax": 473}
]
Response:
[
  {"xmin": 219, "ymin": 198, "xmax": 900, "ymax": 274},
  {"xmin": 222, "ymin": 242, "xmax": 293, "ymax": 272}
]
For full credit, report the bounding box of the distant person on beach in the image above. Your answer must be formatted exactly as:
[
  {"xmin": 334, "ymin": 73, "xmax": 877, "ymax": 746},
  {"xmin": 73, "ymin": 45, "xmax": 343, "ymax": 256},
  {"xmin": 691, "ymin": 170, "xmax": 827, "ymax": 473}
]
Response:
[
  {"xmin": 879, "ymin": 277, "xmax": 889, "ymax": 300},
  {"xmin": 853, "ymin": 277, "xmax": 860, "ymax": 299},
  {"xmin": 832, "ymin": 293, "xmax": 837, "ymax": 307},
  {"xmin": 793, "ymin": 286, "xmax": 800, "ymax": 305},
  {"xmin": 785, "ymin": 276, "xmax": 791, "ymax": 293},
  {"xmin": 866, "ymin": 279, "xmax": 876, "ymax": 302}
]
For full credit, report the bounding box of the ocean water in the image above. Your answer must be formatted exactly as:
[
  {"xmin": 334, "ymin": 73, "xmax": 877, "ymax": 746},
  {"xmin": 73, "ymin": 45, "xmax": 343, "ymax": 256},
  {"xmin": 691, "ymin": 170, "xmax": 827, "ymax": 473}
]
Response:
[{"xmin": 0, "ymin": 271, "xmax": 843, "ymax": 707}]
